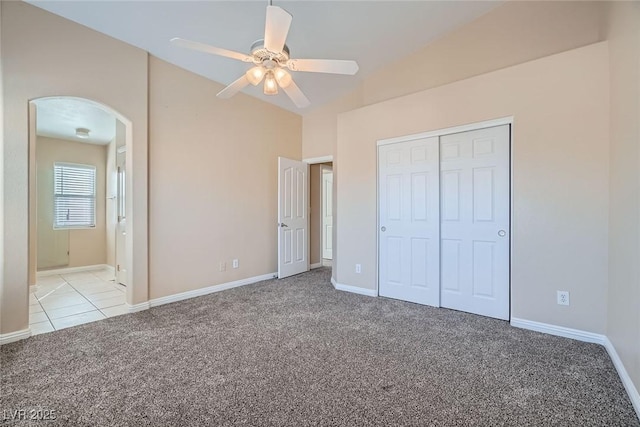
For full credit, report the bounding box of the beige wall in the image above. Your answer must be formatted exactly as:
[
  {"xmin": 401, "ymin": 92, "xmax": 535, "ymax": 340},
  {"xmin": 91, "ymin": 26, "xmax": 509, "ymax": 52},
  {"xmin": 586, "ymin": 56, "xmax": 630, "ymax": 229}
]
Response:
[
  {"xmin": 303, "ymin": 1, "xmax": 607, "ymax": 159},
  {"xmin": 606, "ymin": 0, "xmax": 640, "ymax": 397},
  {"xmin": 36, "ymin": 136, "xmax": 107, "ymax": 268},
  {"xmin": 148, "ymin": 57, "xmax": 301, "ymax": 299},
  {"xmin": 2, "ymin": 1, "xmax": 148, "ymax": 333},
  {"xmin": 336, "ymin": 43, "xmax": 609, "ymax": 334},
  {"xmin": 362, "ymin": 1, "xmax": 605, "ymax": 106},
  {"xmin": 302, "ymin": 89, "xmax": 361, "ymax": 159}
]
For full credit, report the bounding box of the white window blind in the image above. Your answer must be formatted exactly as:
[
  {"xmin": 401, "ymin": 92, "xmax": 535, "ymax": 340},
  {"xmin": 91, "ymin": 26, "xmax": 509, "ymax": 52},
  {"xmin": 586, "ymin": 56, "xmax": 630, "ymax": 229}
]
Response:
[{"xmin": 54, "ymin": 163, "xmax": 96, "ymax": 228}]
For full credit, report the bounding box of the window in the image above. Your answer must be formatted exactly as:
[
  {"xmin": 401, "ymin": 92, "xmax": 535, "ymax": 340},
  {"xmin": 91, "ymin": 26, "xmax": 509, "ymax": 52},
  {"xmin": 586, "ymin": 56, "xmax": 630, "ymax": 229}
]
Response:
[{"xmin": 54, "ymin": 162, "xmax": 96, "ymax": 229}]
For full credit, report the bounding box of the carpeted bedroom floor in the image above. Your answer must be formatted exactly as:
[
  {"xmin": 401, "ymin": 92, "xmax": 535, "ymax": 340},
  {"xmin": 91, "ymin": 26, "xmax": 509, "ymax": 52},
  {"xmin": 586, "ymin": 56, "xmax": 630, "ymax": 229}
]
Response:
[{"xmin": 1, "ymin": 268, "xmax": 637, "ymax": 426}]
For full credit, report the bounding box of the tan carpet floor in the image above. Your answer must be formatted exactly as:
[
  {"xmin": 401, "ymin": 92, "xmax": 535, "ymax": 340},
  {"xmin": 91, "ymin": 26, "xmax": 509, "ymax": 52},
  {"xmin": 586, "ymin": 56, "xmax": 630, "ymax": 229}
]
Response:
[{"xmin": 1, "ymin": 268, "xmax": 638, "ymax": 426}]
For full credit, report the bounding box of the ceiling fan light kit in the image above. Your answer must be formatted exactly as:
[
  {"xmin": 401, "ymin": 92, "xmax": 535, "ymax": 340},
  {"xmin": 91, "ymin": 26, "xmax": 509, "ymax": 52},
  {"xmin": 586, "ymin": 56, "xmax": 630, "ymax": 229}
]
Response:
[
  {"xmin": 274, "ymin": 68, "xmax": 292, "ymax": 88},
  {"xmin": 263, "ymin": 71, "xmax": 278, "ymax": 95},
  {"xmin": 246, "ymin": 66, "xmax": 266, "ymax": 86},
  {"xmin": 171, "ymin": 4, "xmax": 359, "ymax": 108}
]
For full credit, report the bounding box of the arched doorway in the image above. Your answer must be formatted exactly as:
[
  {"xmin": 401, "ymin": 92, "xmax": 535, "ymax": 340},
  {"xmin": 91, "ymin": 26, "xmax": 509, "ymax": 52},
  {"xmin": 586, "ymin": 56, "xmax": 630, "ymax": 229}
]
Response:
[{"xmin": 27, "ymin": 96, "xmax": 140, "ymax": 333}]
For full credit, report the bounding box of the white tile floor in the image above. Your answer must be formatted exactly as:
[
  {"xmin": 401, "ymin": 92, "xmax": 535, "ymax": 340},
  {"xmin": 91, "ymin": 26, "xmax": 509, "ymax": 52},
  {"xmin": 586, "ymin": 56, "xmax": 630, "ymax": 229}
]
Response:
[{"xmin": 30, "ymin": 268, "xmax": 127, "ymax": 336}]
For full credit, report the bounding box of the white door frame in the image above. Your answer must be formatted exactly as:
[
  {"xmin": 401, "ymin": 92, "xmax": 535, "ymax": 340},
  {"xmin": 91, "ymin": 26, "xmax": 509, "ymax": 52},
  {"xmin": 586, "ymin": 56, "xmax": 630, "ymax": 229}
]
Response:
[
  {"xmin": 376, "ymin": 116, "xmax": 514, "ymax": 319},
  {"xmin": 115, "ymin": 145, "xmax": 127, "ymax": 286},
  {"xmin": 321, "ymin": 165, "xmax": 333, "ymax": 261},
  {"xmin": 303, "ymin": 156, "xmax": 334, "ymax": 269}
]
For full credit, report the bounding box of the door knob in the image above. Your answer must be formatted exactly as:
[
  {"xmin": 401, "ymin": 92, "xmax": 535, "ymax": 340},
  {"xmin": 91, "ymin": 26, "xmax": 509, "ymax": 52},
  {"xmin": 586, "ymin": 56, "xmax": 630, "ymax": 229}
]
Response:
[
  {"xmin": 279, "ymin": 223, "xmax": 289, "ymax": 228},
  {"xmin": 498, "ymin": 230, "xmax": 506, "ymax": 237},
  {"xmin": 381, "ymin": 226, "xmax": 386, "ymax": 232}
]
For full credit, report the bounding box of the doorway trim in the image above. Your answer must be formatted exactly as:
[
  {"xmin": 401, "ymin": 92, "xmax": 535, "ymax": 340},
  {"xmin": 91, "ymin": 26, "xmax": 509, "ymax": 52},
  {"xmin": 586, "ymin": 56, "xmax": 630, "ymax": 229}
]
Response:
[
  {"xmin": 304, "ymin": 155, "xmax": 334, "ymax": 271},
  {"xmin": 376, "ymin": 116, "xmax": 514, "ymax": 319},
  {"xmin": 320, "ymin": 164, "xmax": 333, "ymax": 264},
  {"xmin": 377, "ymin": 117, "xmax": 513, "ymax": 147},
  {"xmin": 303, "ymin": 155, "xmax": 333, "ymax": 164},
  {"xmin": 28, "ymin": 96, "xmax": 146, "ymax": 314}
]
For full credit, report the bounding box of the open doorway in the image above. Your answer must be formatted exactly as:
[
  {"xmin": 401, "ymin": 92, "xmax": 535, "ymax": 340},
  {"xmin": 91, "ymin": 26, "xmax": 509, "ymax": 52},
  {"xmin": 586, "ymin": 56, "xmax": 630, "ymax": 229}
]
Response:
[
  {"xmin": 308, "ymin": 159, "xmax": 333, "ymax": 269},
  {"xmin": 28, "ymin": 97, "xmax": 130, "ymax": 334}
]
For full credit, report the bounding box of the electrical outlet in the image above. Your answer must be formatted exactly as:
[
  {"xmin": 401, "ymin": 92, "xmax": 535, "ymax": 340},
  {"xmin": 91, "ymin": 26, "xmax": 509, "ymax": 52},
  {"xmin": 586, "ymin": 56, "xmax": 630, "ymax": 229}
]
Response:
[
  {"xmin": 557, "ymin": 291, "xmax": 570, "ymax": 306},
  {"xmin": 232, "ymin": 259, "xmax": 239, "ymax": 269},
  {"xmin": 355, "ymin": 264, "xmax": 362, "ymax": 274},
  {"xmin": 219, "ymin": 261, "xmax": 226, "ymax": 272}
]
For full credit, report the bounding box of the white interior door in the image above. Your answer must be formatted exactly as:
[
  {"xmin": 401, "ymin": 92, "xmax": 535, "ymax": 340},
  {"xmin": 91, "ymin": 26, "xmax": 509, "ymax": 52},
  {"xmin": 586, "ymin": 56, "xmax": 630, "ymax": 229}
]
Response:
[
  {"xmin": 321, "ymin": 167, "xmax": 333, "ymax": 260},
  {"xmin": 378, "ymin": 137, "xmax": 440, "ymax": 306},
  {"xmin": 440, "ymin": 125, "xmax": 510, "ymax": 320},
  {"xmin": 278, "ymin": 157, "xmax": 309, "ymax": 278},
  {"xmin": 115, "ymin": 148, "xmax": 127, "ymax": 286}
]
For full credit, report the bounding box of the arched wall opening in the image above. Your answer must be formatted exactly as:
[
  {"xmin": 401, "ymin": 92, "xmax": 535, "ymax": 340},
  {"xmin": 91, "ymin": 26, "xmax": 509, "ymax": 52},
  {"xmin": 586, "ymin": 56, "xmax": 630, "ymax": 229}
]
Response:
[{"xmin": 27, "ymin": 96, "xmax": 143, "ymax": 316}]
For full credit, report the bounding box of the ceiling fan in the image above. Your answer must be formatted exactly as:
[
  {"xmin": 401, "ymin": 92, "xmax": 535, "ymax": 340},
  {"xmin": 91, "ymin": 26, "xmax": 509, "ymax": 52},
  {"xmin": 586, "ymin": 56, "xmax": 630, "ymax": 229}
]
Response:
[{"xmin": 171, "ymin": 3, "xmax": 359, "ymax": 108}]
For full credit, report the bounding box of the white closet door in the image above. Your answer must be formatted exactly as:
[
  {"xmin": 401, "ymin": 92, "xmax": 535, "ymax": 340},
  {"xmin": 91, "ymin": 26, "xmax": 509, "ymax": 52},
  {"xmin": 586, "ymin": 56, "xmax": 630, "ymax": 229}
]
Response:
[
  {"xmin": 440, "ymin": 125, "xmax": 510, "ymax": 320},
  {"xmin": 378, "ymin": 137, "xmax": 440, "ymax": 306}
]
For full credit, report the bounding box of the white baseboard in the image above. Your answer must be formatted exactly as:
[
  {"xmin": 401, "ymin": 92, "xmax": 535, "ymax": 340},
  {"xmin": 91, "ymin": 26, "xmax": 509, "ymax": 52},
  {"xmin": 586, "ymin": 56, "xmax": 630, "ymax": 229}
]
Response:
[
  {"xmin": 604, "ymin": 337, "xmax": 640, "ymax": 418},
  {"xmin": 510, "ymin": 317, "xmax": 606, "ymax": 344},
  {"xmin": 0, "ymin": 328, "xmax": 31, "ymax": 345},
  {"xmin": 149, "ymin": 272, "xmax": 277, "ymax": 308},
  {"xmin": 330, "ymin": 277, "xmax": 377, "ymax": 297},
  {"xmin": 322, "ymin": 259, "xmax": 333, "ymax": 267},
  {"xmin": 512, "ymin": 317, "xmax": 639, "ymax": 419},
  {"xmin": 310, "ymin": 263, "xmax": 322, "ymax": 269},
  {"xmin": 37, "ymin": 264, "xmax": 110, "ymax": 277},
  {"xmin": 126, "ymin": 302, "xmax": 150, "ymax": 313}
]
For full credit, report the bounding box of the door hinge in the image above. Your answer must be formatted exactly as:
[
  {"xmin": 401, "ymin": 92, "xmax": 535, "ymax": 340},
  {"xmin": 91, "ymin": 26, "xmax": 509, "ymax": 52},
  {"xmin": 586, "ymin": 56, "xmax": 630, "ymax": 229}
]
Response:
[{"xmin": 116, "ymin": 264, "xmax": 120, "ymax": 272}]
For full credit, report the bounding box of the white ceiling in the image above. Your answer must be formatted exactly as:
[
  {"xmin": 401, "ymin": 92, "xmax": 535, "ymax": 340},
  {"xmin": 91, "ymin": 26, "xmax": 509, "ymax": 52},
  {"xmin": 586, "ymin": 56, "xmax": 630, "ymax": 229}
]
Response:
[
  {"xmin": 27, "ymin": 1, "xmax": 500, "ymax": 113},
  {"xmin": 34, "ymin": 98, "xmax": 116, "ymax": 145}
]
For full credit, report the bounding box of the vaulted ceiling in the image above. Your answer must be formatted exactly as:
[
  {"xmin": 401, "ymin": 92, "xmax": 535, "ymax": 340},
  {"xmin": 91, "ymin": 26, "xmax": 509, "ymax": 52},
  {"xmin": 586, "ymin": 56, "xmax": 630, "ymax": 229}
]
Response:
[{"xmin": 27, "ymin": 1, "xmax": 500, "ymax": 113}]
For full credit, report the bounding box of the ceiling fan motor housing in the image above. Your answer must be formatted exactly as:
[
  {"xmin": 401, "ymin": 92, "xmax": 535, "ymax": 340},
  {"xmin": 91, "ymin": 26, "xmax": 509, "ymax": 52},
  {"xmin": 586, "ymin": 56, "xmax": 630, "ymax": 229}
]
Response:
[{"xmin": 250, "ymin": 39, "xmax": 290, "ymax": 65}]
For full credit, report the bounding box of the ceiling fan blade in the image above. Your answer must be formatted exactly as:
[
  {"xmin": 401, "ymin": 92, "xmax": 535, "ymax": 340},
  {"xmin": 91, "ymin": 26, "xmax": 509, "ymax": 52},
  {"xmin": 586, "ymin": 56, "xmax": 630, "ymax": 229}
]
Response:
[
  {"xmin": 171, "ymin": 37, "xmax": 252, "ymax": 62},
  {"xmin": 282, "ymin": 80, "xmax": 310, "ymax": 109},
  {"xmin": 287, "ymin": 59, "xmax": 359, "ymax": 75},
  {"xmin": 264, "ymin": 6, "xmax": 292, "ymax": 53},
  {"xmin": 217, "ymin": 75, "xmax": 250, "ymax": 99}
]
